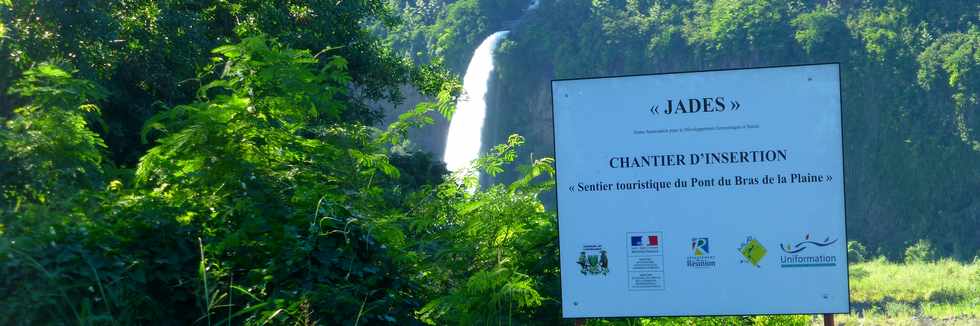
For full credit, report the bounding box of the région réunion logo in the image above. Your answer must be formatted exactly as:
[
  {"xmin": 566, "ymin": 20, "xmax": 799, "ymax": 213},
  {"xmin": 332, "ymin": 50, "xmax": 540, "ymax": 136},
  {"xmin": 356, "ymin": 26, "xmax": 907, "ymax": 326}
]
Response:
[{"xmin": 686, "ymin": 237, "xmax": 716, "ymax": 268}]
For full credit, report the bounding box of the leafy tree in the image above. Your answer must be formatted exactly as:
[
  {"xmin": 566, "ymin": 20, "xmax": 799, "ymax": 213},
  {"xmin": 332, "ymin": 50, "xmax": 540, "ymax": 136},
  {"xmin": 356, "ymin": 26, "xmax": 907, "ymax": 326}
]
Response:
[
  {"xmin": 918, "ymin": 27, "xmax": 980, "ymax": 151},
  {"xmin": 134, "ymin": 36, "xmax": 425, "ymax": 324},
  {"xmin": 0, "ymin": 62, "xmax": 113, "ymax": 325},
  {"xmin": 0, "ymin": 0, "xmax": 453, "ymax": 164},
  {"xmin": 408, "ymin": 135, "xmax": 560, "ymax": 325},
  {"xmin": 0, "ymin": 35, "xmax": 459, "ymax": 325},
  {"xmin": 381, "ymin": 0, "xmax": 530, "ymax": 71},
  {"xmin": 684, "ymin": 0, "xmax": 804, "ymax": 67},
  {"xmin": 0, "ymin": 62, "xmax": 107, "ymax": 213},
  {"xmin": 791, "ymin": 4, "xmax": 848, "ymax": 59}
]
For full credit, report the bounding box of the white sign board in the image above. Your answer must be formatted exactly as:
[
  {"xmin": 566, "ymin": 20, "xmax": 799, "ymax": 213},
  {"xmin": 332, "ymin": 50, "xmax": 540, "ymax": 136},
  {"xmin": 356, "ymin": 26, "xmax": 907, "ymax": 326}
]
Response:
[{"xmin": 552, "ymin": 64, "xmax": 848, "ymax": 318}]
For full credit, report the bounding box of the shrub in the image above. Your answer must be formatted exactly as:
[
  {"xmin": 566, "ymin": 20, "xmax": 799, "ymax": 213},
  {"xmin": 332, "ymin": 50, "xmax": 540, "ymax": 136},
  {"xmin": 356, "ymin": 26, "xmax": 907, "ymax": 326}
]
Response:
[
  {"xmin": 848, "ymin": 240, "xmax": 868, "ymax": 263},
  {"xmin": 904, "ymin": 239, "xmax": 936, "ymax": 263}
]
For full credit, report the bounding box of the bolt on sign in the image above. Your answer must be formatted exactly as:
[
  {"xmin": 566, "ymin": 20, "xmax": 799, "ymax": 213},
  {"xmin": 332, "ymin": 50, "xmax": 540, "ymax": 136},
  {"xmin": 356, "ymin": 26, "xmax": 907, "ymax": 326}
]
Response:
[{"xmin": 551, "ymin": 64, "xmax": 849, "ymax": 318}]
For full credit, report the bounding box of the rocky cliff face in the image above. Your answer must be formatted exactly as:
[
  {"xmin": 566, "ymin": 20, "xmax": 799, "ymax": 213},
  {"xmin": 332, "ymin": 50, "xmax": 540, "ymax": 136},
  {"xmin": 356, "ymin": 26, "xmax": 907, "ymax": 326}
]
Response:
[
  {"xmin": 485, "ymin": 68, "xmax": 554, "ymax": 172},
  {"xmin": 377, "ymin": 86, "xmax": 451, "ymax": 158},
  {"xmin": 483, "ymin": 58, "xmax": 558, "ymax": 205}
]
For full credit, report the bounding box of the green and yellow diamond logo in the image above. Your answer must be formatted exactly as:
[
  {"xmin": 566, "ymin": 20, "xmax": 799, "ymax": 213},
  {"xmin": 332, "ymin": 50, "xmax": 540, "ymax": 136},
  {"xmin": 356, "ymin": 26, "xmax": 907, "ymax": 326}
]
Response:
[{"xmin": 738, "ymin": 237, "xmax": 767, "ymax": 267}]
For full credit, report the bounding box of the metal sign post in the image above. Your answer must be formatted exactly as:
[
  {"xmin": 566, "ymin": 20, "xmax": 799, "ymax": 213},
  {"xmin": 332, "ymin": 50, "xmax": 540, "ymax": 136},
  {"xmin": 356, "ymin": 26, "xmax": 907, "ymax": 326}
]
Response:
[{"xmin": 823, "ymin": 313, "xmax": 835, "ymax": 326}]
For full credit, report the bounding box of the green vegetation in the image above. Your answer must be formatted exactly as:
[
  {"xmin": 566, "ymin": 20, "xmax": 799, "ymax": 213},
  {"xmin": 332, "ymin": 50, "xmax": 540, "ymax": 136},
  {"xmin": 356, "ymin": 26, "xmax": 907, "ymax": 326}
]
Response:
[
  {"xmin": 848, "ymin": 240, "xmax": 868, "ymax": 263},
  {"xmin": 0, "ymin": 0, "xmax": 977, "ymax": 324},
  {"xmin": 904, "ymin": 239, "xmax": 937, "ymax": 263},
  {"xmin": 378, "ymin": 0, "xmax": 528, "ymax": 70},
  {"xmin": 845, "ymin": 258, "xmax": 980, "ymax": 325}
]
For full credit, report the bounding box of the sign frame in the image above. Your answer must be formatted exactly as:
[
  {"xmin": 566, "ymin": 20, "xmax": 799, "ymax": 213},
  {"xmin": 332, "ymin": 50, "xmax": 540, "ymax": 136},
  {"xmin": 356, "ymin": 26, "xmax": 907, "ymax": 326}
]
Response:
[{"xmin": 550, "ymin": 63, "xmax": 851, "ymax": 319}]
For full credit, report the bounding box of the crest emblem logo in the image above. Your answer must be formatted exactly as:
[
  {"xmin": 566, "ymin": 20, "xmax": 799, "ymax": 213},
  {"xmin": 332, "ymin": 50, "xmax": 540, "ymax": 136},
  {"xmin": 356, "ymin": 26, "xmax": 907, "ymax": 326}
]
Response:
[{"xmin": 577, "ymin": 245, "xmax": 609, "ymax": 275}]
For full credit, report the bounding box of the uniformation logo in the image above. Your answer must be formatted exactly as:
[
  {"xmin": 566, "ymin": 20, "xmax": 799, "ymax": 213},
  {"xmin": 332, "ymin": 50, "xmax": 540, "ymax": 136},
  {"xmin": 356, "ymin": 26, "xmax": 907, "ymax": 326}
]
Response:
[
  {"xmin": 577, "ymin": 244, "xmax": 609, "ymax": 275},
  {"xmin": 686, "ymin": 237, "xmax": 716, "ymax": 268},
  {"xmin": 738, "ymin": 236, "xmax": 767, "ymax": 267},
  {"xmin": 780, "ymin": 234, "xmax": 838, "ymax": 253},
  {"xmin": 779, "ymin": 234, "xmax": 839, "ymax": 268}
]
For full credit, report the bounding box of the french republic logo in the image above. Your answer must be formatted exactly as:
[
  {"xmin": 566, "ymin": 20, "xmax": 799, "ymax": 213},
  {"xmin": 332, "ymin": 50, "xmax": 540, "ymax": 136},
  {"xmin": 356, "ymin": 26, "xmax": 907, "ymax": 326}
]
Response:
[
  {"xmin": 632, "ymin": 235, "xmax": 659, "ymax": 246},
  {"xmin": 577, "ymin": 244, "xmax": 609, "ymax": 275},
  {"xmin": 779, "ymin": 234, "xmax": 839, "ymax": 268},
  {"xmin": 627, "ymin": 232, "xmax": 665, "ymax": 290},
  {"xmin": 686, "ymin": 237, "xmax": 716, "ymax": 268},
  {"xmin": 629, "ymin": 233, "xmax": 661, "ymax": 255},
  {"xmin": 738, "ymin": 236, "xmax": 767, "ymax": 267}
]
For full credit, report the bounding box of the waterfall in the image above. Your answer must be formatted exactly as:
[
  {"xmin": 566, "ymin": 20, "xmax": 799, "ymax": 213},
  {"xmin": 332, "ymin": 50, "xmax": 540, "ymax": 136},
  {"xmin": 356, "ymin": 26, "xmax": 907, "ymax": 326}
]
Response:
[
  {"xmin": 442, "ymin": 0, "xmax": 539, "ymax": 179},
  {"xmin": 442, "ymin": 31, "xmax": 510, "ymax": 175}
]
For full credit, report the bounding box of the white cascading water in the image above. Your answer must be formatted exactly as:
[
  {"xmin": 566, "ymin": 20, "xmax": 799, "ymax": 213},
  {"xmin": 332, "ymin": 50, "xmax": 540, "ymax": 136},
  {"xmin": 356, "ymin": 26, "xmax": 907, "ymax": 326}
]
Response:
[
  {"xmin": 443, "ymin": 0, "xmax": 539, "ymax": 179},
  {"xmin": 442, "ymin": 31, "xmax": 510, "ymax": 175}
]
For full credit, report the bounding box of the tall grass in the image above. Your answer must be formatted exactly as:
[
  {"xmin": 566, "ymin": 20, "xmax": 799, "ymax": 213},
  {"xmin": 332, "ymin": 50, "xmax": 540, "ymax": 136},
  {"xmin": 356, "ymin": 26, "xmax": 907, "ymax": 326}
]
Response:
[
  {"xmin": 849, "ymin": 258, "xmax": 979, "ymax": 306},
  {"xmin": 841, "ymin": 258, "xmax": 980, "ymax": 325}
]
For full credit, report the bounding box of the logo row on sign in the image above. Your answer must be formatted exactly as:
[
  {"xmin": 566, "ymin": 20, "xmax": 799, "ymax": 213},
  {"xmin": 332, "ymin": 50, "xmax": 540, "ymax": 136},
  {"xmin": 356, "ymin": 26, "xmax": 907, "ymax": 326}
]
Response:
[
  {"xmin": 734, "ymin": 234, "xmax": 841, "ymax": 268},
  {"xmin": 578, "ymin": 234, "xmax": 841, "ymax": 276}
]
